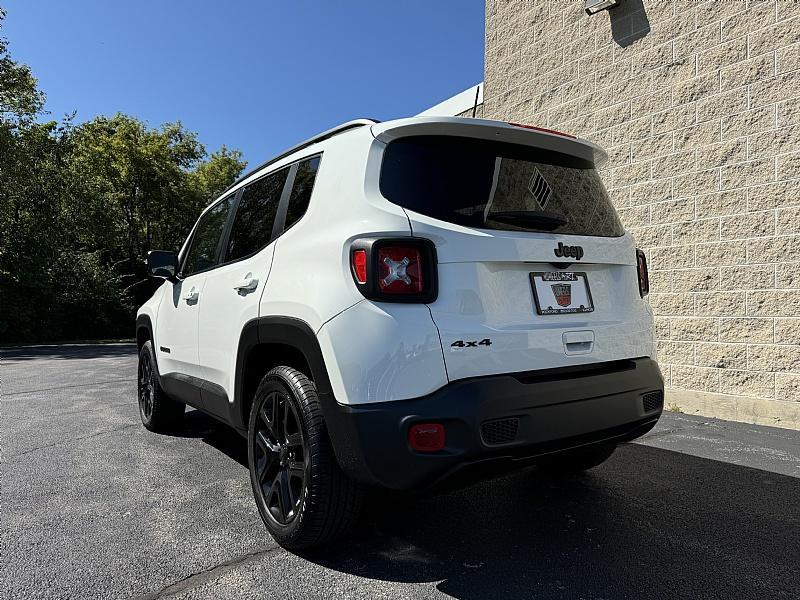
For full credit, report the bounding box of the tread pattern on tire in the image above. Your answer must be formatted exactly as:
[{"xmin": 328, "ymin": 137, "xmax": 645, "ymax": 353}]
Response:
[{"xmin": 251, "ymin": 366, "xmax": 363, "ymax": 550}]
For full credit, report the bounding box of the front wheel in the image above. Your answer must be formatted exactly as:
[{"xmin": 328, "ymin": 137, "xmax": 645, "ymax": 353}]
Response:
[
  {"xmin": 247, "ymin": 366, "xmax": 363, "ymax": 550},
  {"xmin": 137, "ymin": 341, "xmax": 184, "ymax": 432}
]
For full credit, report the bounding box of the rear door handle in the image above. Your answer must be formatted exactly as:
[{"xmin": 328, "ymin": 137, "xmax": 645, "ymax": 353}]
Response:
[{"xmin": 233, "ymin": 273, "xmax": 259, "ymax": 293}]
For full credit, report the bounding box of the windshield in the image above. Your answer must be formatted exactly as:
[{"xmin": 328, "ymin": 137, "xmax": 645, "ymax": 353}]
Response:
[{"xmin": 379, "ymin": 135, "xmax": 624, "ymax": 237}]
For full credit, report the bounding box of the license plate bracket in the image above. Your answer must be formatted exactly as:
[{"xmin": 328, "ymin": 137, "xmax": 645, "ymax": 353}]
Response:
[{"xmin": 530, "ymin": 272, "xmax": 594, "ymax": 315}]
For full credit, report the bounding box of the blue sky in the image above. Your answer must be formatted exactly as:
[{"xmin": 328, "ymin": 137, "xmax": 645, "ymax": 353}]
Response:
[{"xmin": 4, "ymin": 1, "xmax": 484, "ymax": 166}]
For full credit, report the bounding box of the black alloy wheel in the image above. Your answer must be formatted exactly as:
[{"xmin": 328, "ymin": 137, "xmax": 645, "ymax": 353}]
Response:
[
  {"xmin": 251, "ymin": 389, "xmax": 307, "ymax": 525},
  {"xmin": 136, "ymin": 340, "xmax": 184, "ymax": 432},
  {"xmin": 138, "ymin": 351, "xmax": 155, "ymax": 422},
  {"xmin": 247, "ymin": 366, "xmax": 364, "ymax": 550}
]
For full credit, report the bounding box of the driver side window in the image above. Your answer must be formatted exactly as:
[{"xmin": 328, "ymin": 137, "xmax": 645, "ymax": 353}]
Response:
[{"xmin": 182, "ymin": 195, "xmax": 233, "ymax": 277}]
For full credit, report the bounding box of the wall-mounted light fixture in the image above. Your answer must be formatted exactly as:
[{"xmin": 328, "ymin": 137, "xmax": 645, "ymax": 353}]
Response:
[{"xmin": 584, "ymin": 0, "xmax": 621, "ymax": 15}]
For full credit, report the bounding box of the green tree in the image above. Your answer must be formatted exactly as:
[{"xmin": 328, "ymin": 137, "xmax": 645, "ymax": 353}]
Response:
[
  {"xmin": 68, "ymin": 115, "xmax": 246, "ymax": 315},
  {"xmin": 0, "ymin": 8, "xmax": 75, "ymax": 340},
  {"xmin": 0, "ymin": 118, "xmax": 79, "ymax": 340},
  {"xmin": 0, "ymin": 8, "xmax": 246, "ymax": 342},
  {"xmin": 0, "ymin": 8, "xmax": 43, "ymax": 124},
  {"xmin": 69, "ymin": 115, "xmax": 206, "ymax": 266}
]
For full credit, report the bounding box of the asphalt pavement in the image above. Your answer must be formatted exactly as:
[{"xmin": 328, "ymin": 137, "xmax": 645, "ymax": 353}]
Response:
[{"xmin": 2, "ymin": 343, "xmax": 799, "ymax": 600}]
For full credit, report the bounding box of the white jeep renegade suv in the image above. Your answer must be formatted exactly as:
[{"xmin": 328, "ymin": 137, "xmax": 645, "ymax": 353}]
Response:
[{"xmin": 136, "ymin": 116, "xmax": 663, "ymax": 549}]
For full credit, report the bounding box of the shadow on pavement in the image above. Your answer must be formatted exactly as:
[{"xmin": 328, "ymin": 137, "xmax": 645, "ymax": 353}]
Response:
[
  {"xmin": 309, "ymin": 444, "xmax": 799, "ymax": 600},
  {"xmin": 164, "ymin": 412, "xmax": 800, "ymax": 599},
  {"xmin": 161, "ymin": 409, "xmax": 250, "ymax": 469},
  {"xmin": 1, "ymin": 343, "xmax": 136, "ymax": 361}
]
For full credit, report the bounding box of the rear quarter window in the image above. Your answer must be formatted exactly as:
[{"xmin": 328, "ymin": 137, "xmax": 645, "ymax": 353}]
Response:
[
  {"xmin": 284, "ymin": 155, "xmax": 321, "ymax": 231},
  {"xmin": 379, "ymin": 135, "xmax": 624, "ymax": 237}
]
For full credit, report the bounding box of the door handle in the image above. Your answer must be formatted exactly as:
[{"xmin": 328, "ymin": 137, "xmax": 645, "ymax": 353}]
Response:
[
  {"xmin": 233, "ymin": 274, "xmax": 259, "ymax": 293},
  {"xmin": 183, "ymin": 288, "xmax": 200, "ymax": 303}
]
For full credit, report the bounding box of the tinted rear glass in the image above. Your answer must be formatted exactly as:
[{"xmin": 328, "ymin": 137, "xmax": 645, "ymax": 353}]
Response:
[
  {"xmin": 379, "ymin": 136, "xmax": 624, "ymax": 237},
  {"xmin": 284, "ymin": 155, "xmax": 321, "ymax": 231},
  {"xmin": 225, "ymin": 167, "xmax": 289, "ymax": 262}
]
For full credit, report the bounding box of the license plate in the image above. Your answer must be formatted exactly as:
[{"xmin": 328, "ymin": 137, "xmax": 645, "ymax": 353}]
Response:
[{"xmin": 530, "ymin": 272, "xmax": 594, "ymax": 315}]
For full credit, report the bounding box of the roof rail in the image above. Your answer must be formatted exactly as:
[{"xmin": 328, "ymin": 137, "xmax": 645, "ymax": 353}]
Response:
[{"xmin": 220, "ymin": 118, "xmax": 379, "ymax": 196}]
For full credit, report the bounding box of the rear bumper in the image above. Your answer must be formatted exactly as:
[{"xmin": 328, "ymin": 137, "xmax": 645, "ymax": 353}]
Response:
[{"xmin": 323, "ymin": 358, "xmax": 664, "ymax": 490}]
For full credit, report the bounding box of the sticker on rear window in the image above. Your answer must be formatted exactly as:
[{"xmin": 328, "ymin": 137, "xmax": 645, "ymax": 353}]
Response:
[{"xmin": 527, "ymin": 168, "xmax": 552, "ymax": 210}]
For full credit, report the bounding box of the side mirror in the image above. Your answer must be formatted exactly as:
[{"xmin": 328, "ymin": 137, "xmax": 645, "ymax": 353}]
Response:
[{"xmin": 147, "ymin": 250, "xmax": 178, "ymax": 280}]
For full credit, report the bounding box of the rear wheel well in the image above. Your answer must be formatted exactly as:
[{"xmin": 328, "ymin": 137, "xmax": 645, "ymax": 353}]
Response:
[{"xmin": 241, "ymin": 343, "xmax": 312, "ymax": 427}]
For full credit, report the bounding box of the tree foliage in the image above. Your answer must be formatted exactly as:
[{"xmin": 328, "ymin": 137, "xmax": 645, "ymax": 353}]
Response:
[
  {"xmin": 0, "ymin": 8, "xmax": 43, "ymax": 124},
  {"xmin": 0, "ymin": 10, "xmax": 246, "ymax": 342}
]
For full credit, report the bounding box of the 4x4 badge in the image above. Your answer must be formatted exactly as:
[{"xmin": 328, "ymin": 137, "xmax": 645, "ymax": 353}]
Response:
[{"xmin": 553, "ymin": 242, "xmax": 584, "ymax": 260}]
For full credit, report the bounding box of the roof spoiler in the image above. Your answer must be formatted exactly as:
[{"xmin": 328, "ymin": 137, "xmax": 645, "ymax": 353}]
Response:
[{"xmin": 370, "ymin": 117, "xmax": 608, "ymax": 167}]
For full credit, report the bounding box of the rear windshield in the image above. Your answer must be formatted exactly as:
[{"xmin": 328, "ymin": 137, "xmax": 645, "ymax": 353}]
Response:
[{"xmin": 379, "ymin": 135, "xmax": 624, "ymax": 237}]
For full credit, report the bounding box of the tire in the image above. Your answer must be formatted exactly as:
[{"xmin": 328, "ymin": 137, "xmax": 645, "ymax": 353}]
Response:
[
  {"xmin": 247, "ymin": 366, "xmax": 363, "ymax": 550},
  {"xmin": 536, "ymin": 444, "xmax": 616, "ymax": 476},
  {"xmin": 137, "ymin": 340, "xmax": 184, "ymax": 432}
]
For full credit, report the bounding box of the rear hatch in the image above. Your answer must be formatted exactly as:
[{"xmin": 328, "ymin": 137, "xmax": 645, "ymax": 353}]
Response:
[{"xmin": 373, "ymin": 118, "xmax": 655, "ymax": 382}]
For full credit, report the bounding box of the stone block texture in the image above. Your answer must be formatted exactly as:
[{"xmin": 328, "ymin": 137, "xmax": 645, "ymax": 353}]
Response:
[{"xmin": 483, "ymin": 0, "xmax": 800, "ymax": 403}]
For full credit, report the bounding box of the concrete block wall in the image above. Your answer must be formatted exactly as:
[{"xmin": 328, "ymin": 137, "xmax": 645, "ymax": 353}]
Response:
[{"xmin": 483, "ymin": 0, "xmax": 800, "ymax": 424}]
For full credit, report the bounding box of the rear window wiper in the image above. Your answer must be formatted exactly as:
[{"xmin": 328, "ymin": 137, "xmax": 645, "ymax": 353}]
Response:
[{"xmin": 485, "ymin": 210, "xmax": 568, "ymax": 230}]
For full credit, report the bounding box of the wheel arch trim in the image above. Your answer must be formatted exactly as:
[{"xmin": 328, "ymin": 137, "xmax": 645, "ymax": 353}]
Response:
[
  {"xmin": 233, "ymin": 316, "xmax": 335, "ymax": 431},
  {"xmin": 135, "ymin": 313, "xmax": 162, "ymax": 379}
]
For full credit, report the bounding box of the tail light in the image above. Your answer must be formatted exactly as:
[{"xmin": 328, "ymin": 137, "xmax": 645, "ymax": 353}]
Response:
[
  {"xmin": 636, "ymin": 248, "xmax": 649, "ymax": 297},
  {"xmin": 350, "ymin": 238, "xmax": 437, "ymax": 303}
]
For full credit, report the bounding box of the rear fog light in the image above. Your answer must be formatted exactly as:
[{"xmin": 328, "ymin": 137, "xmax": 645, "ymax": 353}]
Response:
[{"xmin": 408, "ymin": 423, "xmax": 445, "ymax": 452}]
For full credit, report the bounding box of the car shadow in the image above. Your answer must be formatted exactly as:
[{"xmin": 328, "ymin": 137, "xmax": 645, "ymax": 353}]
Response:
[
  {"xmin": 161, "ymin": 409, "xmax": 250, "ymax": 468},
  {"xmin": 308, "ymin": 444, "xmax": 799, "ymax": 600},
  {"xmin": 163, "ymin": 414, "xmax": 799, "ymax": 599}
]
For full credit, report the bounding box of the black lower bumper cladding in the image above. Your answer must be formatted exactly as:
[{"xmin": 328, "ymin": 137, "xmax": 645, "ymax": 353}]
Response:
[{"xmin": 322, "ymin": 358, "xmax": 664, "ymax": 490}]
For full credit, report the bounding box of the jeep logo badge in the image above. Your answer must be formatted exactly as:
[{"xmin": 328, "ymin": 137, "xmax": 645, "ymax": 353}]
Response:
[{"xmin": 553, "ymin": 242, "xmax": 584, "ymax": 260}]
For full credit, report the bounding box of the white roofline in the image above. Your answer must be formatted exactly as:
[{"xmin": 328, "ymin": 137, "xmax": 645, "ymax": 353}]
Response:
[{"xmin": 416, "ymin": 83, "xmax": 484, "ymax": 117}]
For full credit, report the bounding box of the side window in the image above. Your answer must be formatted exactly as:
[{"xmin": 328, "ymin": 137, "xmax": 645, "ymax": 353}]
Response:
[
  {"xmin": 225, "ymin": 167, "xmax": 289, "ymax": 262},
  {"xmin": 182, "ymin": 196, "xmax": 232, "ymax": 276},
  {"xmin": 284, "ymin": 156, "xmax": 321, "ymax": 230}
]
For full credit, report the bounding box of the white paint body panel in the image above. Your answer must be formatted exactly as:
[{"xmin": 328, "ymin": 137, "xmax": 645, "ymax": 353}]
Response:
[
  {"xmin": 256, "ymin": 133, "xmax": 408, "ymax": 332},
  {"xmin": 137, "ymin": 282, "xmax": 165, "ymax": 358},
  {"xmin": 154, "ymin": 274, "xmax": 207, "ymax": 379},
  {"xmin": 428, "ymin": 257, "xmax": 655, "ymax": 383},
  {"xmin": 198, "ymin": 245, "xmax": 274, "ymax": 402},
  {"xmin": 317, "ymin": 301, "xmax": 448, "ymax": 405},
  {"xmin": 138, "ymin": 115, "xmax": 655, "ymax": 410}
]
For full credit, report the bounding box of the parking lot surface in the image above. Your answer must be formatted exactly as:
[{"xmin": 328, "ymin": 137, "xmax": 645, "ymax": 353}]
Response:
[{"xmin": 2, "ymin": 344, "xmax": 799, "ymax": 599}]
